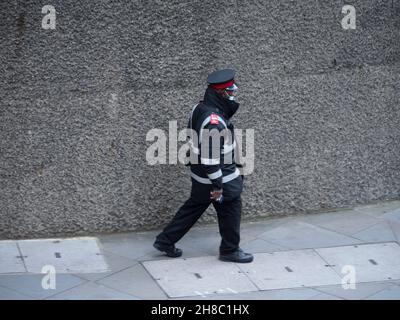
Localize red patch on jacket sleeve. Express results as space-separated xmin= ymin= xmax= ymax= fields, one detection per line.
xmin=210 ymin=113 xmax=219 ymax=125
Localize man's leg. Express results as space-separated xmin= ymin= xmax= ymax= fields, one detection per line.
xmin=212 ymin=196 xmax=242 ymax=254
xmin=213 ymin=196 xmax=253 ymax=263
xmin=155 ymin=197 xmax=210 ymax=246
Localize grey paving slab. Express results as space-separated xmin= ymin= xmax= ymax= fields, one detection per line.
xmin=299 ymin=210 xmax=381 ymax=236
xmin=18 ymin=237 xmax=109 ymax=274
xmin=185 ymin=224 xmax=220 ymax=236
xmin=239 ymin=217 xmax=296 ymax=244
xmin=99 ymin=230 xmax=159 ymax=243
xmin=366 ymin=284 xmax=400 ymax=300
xmin=354 ymin=201 xmax=400 ymax=218
xmin=222 ymin=288 xmax=323 ymax=300
xmin=382 ymin=208 xmax=400 ymax=224
xmin=46 ymin=282 xmax=140 ymax=300
xmin=117 ymin=230 xmax=160 ymax=237
xmin=238 ymin=249 xmax=342 ymax=291
xmin=2 ymin=200 xmax=399 ymax=300
xmin=73 ymin=251 xmax=138 ymax=281
xmin=142 ymin=256 xmax=258 ymax=298
xmin=177 ymin=231 xmax=222 ymax=256
xmin=352 ymin=222 xmax=397 ymax=243
xmin=97 ymin=264 xmax=168 ymax=299
xmin=389 ymin=222 xmax=400 ymax=243
xmin=316 ymin=242 xmax=400 ymax=283
xmin=0 ymin=241 xmax=26 ymax=274
xmin=138 ymin=244 xmax=212 ymax=262
xmin=170 ymin=293 xmax=244 ymax=300
xmin=171 ymin=287 xmax=322 ymax=300
xmin=240 ymin=238 xmax=288 ymax=253
xmin=99 ymin=232 xmax=161 ymax=260
xmin=0 ymin=274 xmax=86 ymax=299
xmin=182 ymin=219 xmax=293 ymax=252
xmin=0 ymin=285 xmax=33 ymax=300
xmin=313 ymin=281 xmax=394 ymax=300
xmin=308 ymin=292 xmax=343 ymax=300
xmin=258 ymin=221 xmax=362 ymax=250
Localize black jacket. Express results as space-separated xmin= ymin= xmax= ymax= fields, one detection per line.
xmin=187 ymin=87 xmax=243 ymax=202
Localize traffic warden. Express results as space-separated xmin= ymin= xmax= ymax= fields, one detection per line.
xmin=153 ymin=69 xmax=254 ymax=263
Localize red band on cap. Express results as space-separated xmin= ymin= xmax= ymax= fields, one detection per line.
xmin=209 ymin=80 xmax=234 ymax=89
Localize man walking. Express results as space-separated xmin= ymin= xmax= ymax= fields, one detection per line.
xmin=153 ymin=69 xmax=253 ymax=263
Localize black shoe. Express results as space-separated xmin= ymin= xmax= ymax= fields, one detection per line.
xmin=153 ymin=242 xmax=183 ymax=258
xmin=219 ymin=248 xmax=253 ymax=263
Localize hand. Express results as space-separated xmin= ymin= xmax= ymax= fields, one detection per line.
xmin=210 ymin=189 xmax=223 ymax=202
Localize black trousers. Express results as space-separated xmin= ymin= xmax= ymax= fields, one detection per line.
xmin=155 ymin=195 xmax=242 ymax=254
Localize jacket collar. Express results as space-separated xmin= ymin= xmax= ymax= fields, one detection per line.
xmin=203 ymin=87 xmax=240 ymax=119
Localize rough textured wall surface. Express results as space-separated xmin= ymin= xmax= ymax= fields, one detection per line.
xmin=0 ymin=0 xmax=399 ymax=239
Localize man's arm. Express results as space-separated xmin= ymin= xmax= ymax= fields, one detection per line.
xmin=199 ymin=121 xmax=225 ymax=199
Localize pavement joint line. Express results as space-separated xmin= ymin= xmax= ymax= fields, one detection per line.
xmin=312 ymin=248 xmax=343 ymax=279
xmin=139 ymin=260 xmax=172 ymax=299
xmin=172 ymin=241 xmax=212 ymax=257
xmin=299 ymin=220 xmax=380 ymax=240
xmin=89 ymin=280 xmax=145 ymax=300
xmin=242 ymin=237 xmax=286 ymax=249
xmin=100 ymin=247 xmax=155 ymax=262
xmin=346 ymin=219 xmax=392 ymax=236
xmin=387 ymin=221 xmax=400 ymax=243
xmin=237 ymin=236 xmax=258 ymax=245
xmin=167 ymin=286 xmax=333 ymax=300
xmin=102 ymin=252 xmax=141 ymax=268
xmin=251 ymin=237 xmax=329 ymax=251
xmin=383 ymin=207 xmax=400 ymax=215
xmin=41 ymin=278 xmax=91 ymax=300
xmin=136 ymin=241 xmax=400 ymax=263
xmin=259 ymin=232 xmax=400 ymax=251
xmin=235 ymin=262 xmax=263 ymax=292
xmin=368 ymin=208 xmax=396 ymax=219
xmin=165 ymin=279 xmax=400 ymax=300
xmin=145 ymin=244 xmax=211 ymax=260
xmin=299 ymin=286 xmax=339 ymax=299
xmin=361 ymin=281 xmax=399 ymax=300
xmin=90 ymin=263 xmax=140 ymax=283
xmin=256 ymin=238 xmax=292 ymax=251
xmin=0 ymin=283 xmax=34 ymax=300
xmin=253 ymin=237 xmax=293 ymax=250
xmin=345 ymin=222 xmax=398 ymax=243
xmin=15 ymin=242 xmax=28 ymax=273
xmin=2 ymin=274 xmax=91 ymax=301
xmin=241 ymin=223 xmax=293 ymax=237
xmin=352 ymin=221 xmax=400 ymax=244
xmin=343 ymin=235 xmax=369 ymax=243
xmin=306 ymin=286 xmax=345 ymax=300
xmin=257 ymin=219 xmax=361 ymax=242
xmin=72 ymin=262 xmax=139 ymax=283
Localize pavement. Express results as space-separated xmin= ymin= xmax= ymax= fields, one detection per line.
xmin=1 ymin=199 xmax=400 ymax=300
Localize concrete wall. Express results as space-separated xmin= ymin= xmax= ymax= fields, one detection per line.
xmin=1 ymin=0 xmax=399 ymax=239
